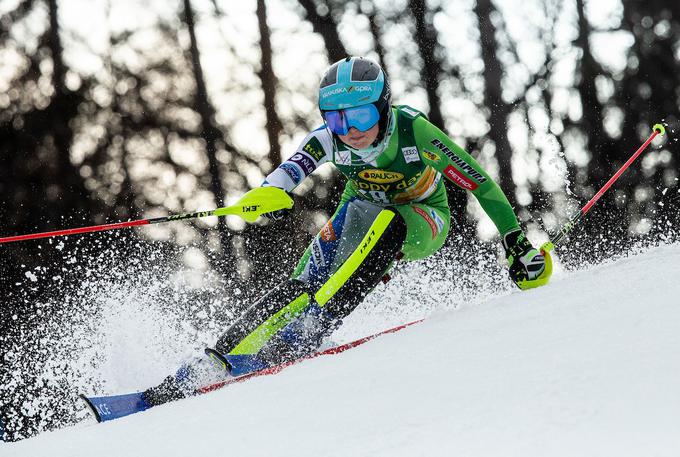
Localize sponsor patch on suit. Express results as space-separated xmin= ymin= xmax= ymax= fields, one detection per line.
xmin=402 ymin=146 xmax=420 ymax=163
xmin=290 ymin=153 xmax=315 ymax=175
xmin=335 ymin=149 xmax=351 ymax=165
xmin=413 ymin=206 xmax=438 ymax=239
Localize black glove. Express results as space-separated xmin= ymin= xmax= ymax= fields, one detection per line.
xmin=502 ymin=229 xmax=546 ymax=286
xmin=261 ymin=189 xmax=293 ymax=221
xmin=261 ymin=208 xmax=291 ymax=222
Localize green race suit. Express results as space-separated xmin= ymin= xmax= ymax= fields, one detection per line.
xmin=145 ymin=106 xmax=529 ymax=396
xmin=264 ymin=105 xmax=520 ymax=261
xmin=214 ymin=105 xmax=521 ymax=370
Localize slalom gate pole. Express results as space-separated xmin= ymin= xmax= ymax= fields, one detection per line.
xmin=0 ymin=187 xmax=293 ymax=245
xmin=544 ymin=123 xmax=666 ymax=251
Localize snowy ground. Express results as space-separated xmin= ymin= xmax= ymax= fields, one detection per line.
xmin=4 ymin=243 xmax=680 ymax=456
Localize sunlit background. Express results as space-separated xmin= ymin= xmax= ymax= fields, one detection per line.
xmin=0 ymin=0 xmax=678 ymax=441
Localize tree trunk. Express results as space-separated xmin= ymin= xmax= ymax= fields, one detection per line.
xmin=574 ymin=0 xmax=610 ymax=185
xmin=407 ymin=0 xmax=445 ymax=131
xmin=47 ymin=0 xmax=65 ymax=93
xmin=296 ymin=0 xmax=348 ymax=62
xmin=45 ymin=0 xmax=92 ymax=223
xmin=474 ymin=0 xmax=518 ymax=210
xmin=572 ymin=0 xmax=627 ymax=247
xmin=618 ymin=0 xmax=680 ymax=234
xmin=407 ymin=0 xmax=473 ymax=236
xmin=295 ymin=0 xmax=347 ymax=205
xmin=183 ymin=0 xmax=232 ymax=259
xmin=256 ymin=0 xmax=283 ymax=169
xmin=360 ymin=2 xmax=387 ymax=71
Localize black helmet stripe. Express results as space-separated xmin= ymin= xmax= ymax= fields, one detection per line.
xmin=319 ymin=62 xmax=339 ymax=89
xmin=350 ymin=58 xmax=380 ymax=82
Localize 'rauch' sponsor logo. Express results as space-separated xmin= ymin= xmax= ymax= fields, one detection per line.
xmin=430 ymin=139 xmax=487 ymax=184
xmin=358 ymin=169 xmax=405 ymax=184
xmin=352 ymin=170 xmax=425 ymax=192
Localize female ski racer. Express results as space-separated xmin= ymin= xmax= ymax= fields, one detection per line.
xmin=143 ymin=56 xmax=549 ymax=405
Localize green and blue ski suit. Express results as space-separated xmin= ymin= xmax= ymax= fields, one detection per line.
xmin=214 ymin=105 xmax=521 ymax=374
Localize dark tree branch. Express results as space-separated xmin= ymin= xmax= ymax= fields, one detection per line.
xmin=297 ymin=0 xmax=348 ymax=62
xmin=474 ymin=0 xmax=519 ymax=209
xmin=183 ymin=0 xmax=232 ymax=259
xmin=256 ymin=0 xmax=284 ymax=169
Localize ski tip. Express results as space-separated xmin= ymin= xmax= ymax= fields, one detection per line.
xmin=79 ymin=394 xmax=103 ymax=423
xmin=653 ymin=123 xmax=666 ymax=136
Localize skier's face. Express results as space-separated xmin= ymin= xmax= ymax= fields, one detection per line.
xmin=338 ymin=123 xmax=379 ymax=150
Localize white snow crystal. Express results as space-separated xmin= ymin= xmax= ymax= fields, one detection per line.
xmin=25 ymin=271 xmax=38 ymax=282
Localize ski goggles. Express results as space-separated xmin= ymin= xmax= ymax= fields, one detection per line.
xmin=323 ymin=104 xmax=380 ymax=136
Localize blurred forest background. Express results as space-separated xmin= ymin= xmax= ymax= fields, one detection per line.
xmin=1 ymin=0 xmax=679 ymax=441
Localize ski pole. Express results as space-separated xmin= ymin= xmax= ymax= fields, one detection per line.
xmin=518 ymin=123 xmax=665 ymax=290
xmin=0 ymin=186 xmax=293 ymax=245
xmin=544 ymin=123 xmax=666 ymax=251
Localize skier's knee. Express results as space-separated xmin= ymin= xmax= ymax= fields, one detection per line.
xmin=215 ymin=279 xmax=311 ymax=355
xmin=319 ymin=208 xmax=406 ymax=319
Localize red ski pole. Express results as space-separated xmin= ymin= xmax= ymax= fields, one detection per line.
xmin=546 ymin=123 xmax=666 ymax=250
xmin=0 ymin=187 xmax=293 ymax=245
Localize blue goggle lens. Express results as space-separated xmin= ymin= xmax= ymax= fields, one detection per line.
xmin=323 ymin=104 xmax=380 ymax=136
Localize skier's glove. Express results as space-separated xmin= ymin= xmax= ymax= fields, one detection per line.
xmin=502 ymin=229 xmax=546 ymax=287
xmin=261 ymin=208 xmax=291 ymax=222
xmin=260 ymin=189 xmax=292 ymax=222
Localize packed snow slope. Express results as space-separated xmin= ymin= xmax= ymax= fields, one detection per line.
xmin=5 ymin=243 xmax=680 ymax=457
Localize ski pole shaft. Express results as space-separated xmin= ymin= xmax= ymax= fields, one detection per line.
xmin=0 ymin=187 xmax=294 ymax=245
xmin=0 ymin=210 xmax=218 ymax=244
xmin=548 ymin=123 xmax=666 ymax=248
